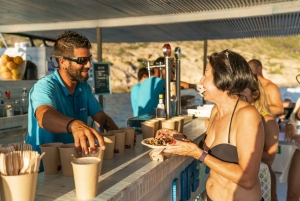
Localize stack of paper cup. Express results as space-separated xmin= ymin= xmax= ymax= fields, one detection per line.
xmin=39 ymin=142 xmax=63 ymax=175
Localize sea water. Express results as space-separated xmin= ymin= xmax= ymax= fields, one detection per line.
xmin=280 ymin=86 xmax=300 ymax=102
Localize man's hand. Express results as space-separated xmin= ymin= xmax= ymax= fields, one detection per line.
xmin=69 ymin=119 xmax=105 ymax=155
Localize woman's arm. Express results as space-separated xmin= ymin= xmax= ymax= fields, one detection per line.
xmin=261 ymin=114 xmax=279 ymax=165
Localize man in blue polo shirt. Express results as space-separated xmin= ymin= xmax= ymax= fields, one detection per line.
xmin=131 ymin=67 xmax=149 ymax=116
xmin=136 ymin=58 xmax=166 ymax=116
xmin=26 ymin=31 xmax=118 ymax=157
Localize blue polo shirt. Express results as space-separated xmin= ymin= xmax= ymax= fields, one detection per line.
xmin=26 ymin=70 xmax=102 ymax=152
xmin=136 ymin=76 xmax=165 ymax=115
xmin=131 ymin=83 xmax=140 ymax=117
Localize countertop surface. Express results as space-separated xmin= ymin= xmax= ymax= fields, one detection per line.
xmin=34 ymin=117 xmax=206 ymax=201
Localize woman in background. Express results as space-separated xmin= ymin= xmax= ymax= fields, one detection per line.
xmin=239 ymin=77 xmax=279 ymax=201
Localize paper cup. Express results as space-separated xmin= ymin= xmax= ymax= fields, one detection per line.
xmin=101 ymin=133 xmax=115 ymax=160
xmin=119 ymin=127 xmax=135 ymax=150
xmin=72 ymin=157 xmax=100 ymax=200
xmin=154 ymin=118 xmax=166 ymax=129
xmin=171 ymin=116 xmax=185 ymax=133
xmin=147 ymin=119 xmax=160 ymax=136
xmin=40 ymin=142 xmax=63 ymax=175
xmin=1 ymin=172 xmax=38 ymax=201
xmin=82 ymin=147 xmax=104 ymax=175
xmin=141 ymin=121 xmax=156 ymax=139
xmin=108 ymin=130 xmax=125 ymax=155
xmin=58 ymin=143 xmax=81 ymax=177
xmin=161 ymin=120 xmax=178 ymax=130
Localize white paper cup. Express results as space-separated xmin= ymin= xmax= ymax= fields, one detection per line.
xmin=1 ymin=172 xmax=38 ymax=201
xmin=40 ymin=142 xmax=63 ymax=175
xmin=108 ymin=130 xmax=125 ymax=155
xmin=59 ymin=143 xmax=81 ymax=177
xmin=72 ymin=157 xmax=100 ymax=200
xmin=119 ymin=127 xmax=135 ymax=150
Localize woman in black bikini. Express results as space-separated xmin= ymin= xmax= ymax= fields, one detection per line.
xmin=158 ymin=50 xmax=265 ymax=201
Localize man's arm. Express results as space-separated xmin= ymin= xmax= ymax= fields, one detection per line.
xmin=36 ymin=105 xmax=105 ymax=155
xmin=265 ymin=83 xmax=284 ymax=116
xmin=92 ymin=110 xmax=119 ymax=132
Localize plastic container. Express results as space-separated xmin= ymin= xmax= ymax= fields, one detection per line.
xmin=0 ymin=54 xmax=26 ymax=81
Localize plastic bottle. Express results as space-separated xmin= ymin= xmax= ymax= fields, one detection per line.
xmin=21 ymin=88 xmax=29 ymax=114
xmin=5 ymin=90 xmax=13 ymax=117
xmin=13 ymin=99 xmax=22 ymax=115
xmin=156 ymin=94 xmax=165 ymax=118
xmin=294 ymin=124 xmax=300 ymax=149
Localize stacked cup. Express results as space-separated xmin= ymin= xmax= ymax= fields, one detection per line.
xmin=119 ymin=127 xmax=135 ymax=150
xmin=40 ymin=142 xmax=63 ymax=175
xmin=108 ymin=130 xmax=126 ymax=155
xmin=102 ymin=133 xmax=116 ymax=160
xmin=58 ymin=143 xmax=81 ymax=177
xmin=171 ymin=116 xmax=185 ymax=133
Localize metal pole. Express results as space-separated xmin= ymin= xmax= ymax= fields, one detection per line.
xmin=165 ymin=57 xmax=171 ymax=119
xmin=96 ymin=27 xmax=104 ymax=108
xmin=175 ymin=47 xmax=181 ymax=116
xmin=203 ymin=39 xmax=208 ymax=105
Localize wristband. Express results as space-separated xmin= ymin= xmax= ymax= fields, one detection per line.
xmin=198 ymin=150 xmax=208 ymax=162
xmin=66 ymin=119 xmax=77 ymax=133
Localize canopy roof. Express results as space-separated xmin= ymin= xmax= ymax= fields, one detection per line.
xmin=0 ymin=0 xmax=300 ymax=43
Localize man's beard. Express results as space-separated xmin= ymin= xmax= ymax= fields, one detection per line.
xmin=67 ymin=62 xmax=89 ymax=82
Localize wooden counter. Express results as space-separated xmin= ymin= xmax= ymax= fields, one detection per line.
xmin=34 ymin=117 xmax=208 ymax=201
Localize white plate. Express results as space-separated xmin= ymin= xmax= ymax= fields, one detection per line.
xmin=141 ymin=138 xmax=178 ymax=149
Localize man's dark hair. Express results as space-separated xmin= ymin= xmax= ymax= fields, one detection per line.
xmin=208 ymin=49 xmax=255 ymax=96
xmin=54 ymin=31 xmax=91 ymax=57
xmin=154 ymin=57 xmax=165 ymax=65
xmin=137 ymin=67 xmax=148 ymax=81
xmin=248 ymin=59 xmax=262 ymax=68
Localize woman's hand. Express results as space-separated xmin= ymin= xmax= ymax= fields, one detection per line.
xmin=285 ymin=124 xmax=296 ymax=142
xmin=163 ymin=139 xmax=200 ymax=159
xmin=155 ymin=128 xmax=187 ymax=140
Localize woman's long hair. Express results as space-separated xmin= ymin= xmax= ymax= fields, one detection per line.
xmin=253 ymin=79 xmax=271 ymax=115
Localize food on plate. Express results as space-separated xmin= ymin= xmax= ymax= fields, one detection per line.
xmin=145 ymin=136 xmax=174 ymax=146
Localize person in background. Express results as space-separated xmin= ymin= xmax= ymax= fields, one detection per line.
xmin=285 ymin=76 xmax=300 ymax=200
xmin=136 ymin=57 xmax=197 ymax=116
xmin=282 ymin=92 xmax=294 ymax=120
xmin=131 ymin=67 xmax=149 ymax=117
xmin=26 ymin=31 xmax=118 ymax=158
xmin=158 ymin=50 xmax=264 ymax=200
xmin=136 ymin=57 xmax=165 ymax=116
xmin=239 ymin=77 xmax=279 ymax=201
xmin=248 ymin=59 xmax=283 ymax=117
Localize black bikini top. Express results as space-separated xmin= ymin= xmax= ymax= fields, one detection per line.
xmin=199 ymin=99 xmax=239 ymax=164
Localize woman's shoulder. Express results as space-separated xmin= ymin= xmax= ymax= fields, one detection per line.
xmin=237 ymin=104 xmax=261 ymax=119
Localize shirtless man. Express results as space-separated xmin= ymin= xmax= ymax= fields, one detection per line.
xmin=248 ymin=59 xmax=284 ymax=117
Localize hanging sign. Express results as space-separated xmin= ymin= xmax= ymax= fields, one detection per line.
xmin=93 ymin=62 xmax=111 ymax=95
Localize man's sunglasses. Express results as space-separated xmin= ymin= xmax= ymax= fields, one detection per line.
xmin=52 ymin=55 xmax=92 ymax=65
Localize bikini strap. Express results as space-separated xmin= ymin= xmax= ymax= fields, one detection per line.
xmin=228 ymin=99 xmax=239 ymax=143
